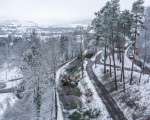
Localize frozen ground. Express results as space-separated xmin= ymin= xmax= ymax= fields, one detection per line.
xmin=78 ymin=60 xmax=112 ymax=120
xmin=0 ymin=63 xmax=22 ymax=119
xmin=0 ymin=93 xmax=17 ymax=119
xmin=93 ymin=50 xmax=150 ymax=120
xmin=105 ymin=46 xmax=141 ymax=70
xmin=0 ymin=65 xmax=22 ymax=82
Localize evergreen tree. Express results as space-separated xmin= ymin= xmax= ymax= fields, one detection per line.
xmin=119 ymin=10 xmax=132 ymax=92
xmin=110 ymin=0 xmax=120 ymax=90
xmin=130 ymin=0 xmax=145 ymax=84
xmin=59 ymin=35 xmax=69 ymax=60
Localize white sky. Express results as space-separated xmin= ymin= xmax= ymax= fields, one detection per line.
xmin=0 ymin=0 xmax=150 ymax=25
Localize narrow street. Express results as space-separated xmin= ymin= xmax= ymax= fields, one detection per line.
xmin=86 ymin=59 xmax=127 ymax=120
xmin=95 ymin=52 xmax=150 ymax=74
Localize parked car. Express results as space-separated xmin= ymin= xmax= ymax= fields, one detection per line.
xmin=129 ymin=54 xmax=134 ymax=59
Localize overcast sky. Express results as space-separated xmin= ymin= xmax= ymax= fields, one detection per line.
xmin=0 ymin=0 xmax=150 ymax=25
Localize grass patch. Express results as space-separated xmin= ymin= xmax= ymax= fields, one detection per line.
xmin=83 ymin=109 xmax=100 ymax=119
xmin=68 ymin=111 xmax=81 ymax=120
xmin=66 ymin=66 xmax=77 ymax=74
xmin=63 ymin=86 xmax=82 ymax=97
xmin=69 ymin=109 xmax=100 ymax=120
xmin=84 ymin=53 xmax=94 ymax=58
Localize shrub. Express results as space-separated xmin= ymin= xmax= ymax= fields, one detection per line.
xmin=68 ymin=111 xmax=81 ymax=120
xmin=84 ymin=53 xmax=94 ymax=59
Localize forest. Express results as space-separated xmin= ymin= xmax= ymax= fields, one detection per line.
xmin=0 ymin=0 xmax=150 ymax=120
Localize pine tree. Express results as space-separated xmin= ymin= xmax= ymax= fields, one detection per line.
xmin=110 ymin=0 xmax=120 ymax=90
xmin=119 ymin=10 xmax=132 ymax=92
xmin=59 ymin=35 xmax=69 ymax=61
xmin=92 ymin=1 xmax=112 ymax=74
xmin=130 ymin=0 xmax=145 ymax=84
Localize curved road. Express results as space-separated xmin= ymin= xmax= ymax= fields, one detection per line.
xmin=95 ymin=52 xmax=141 ymax=73
xmin=127 ymin=45 xmax=150 ymax=74
xmin=86 ymin=59 xmax=127 ymax=120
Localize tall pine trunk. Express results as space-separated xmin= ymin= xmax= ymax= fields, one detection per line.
xmin=104 ymin=45 xmax=107 ymax=74
xmin=95 ymin=45 xmax=97 ymax=68
xmin=122 ymin=24 xmax=125 ymax=92
xmin=130 ymin=18 xmax=137 ymax=85
xmin=111 ymin=26 xmax=117 ymax=90
xmin=119 ymin=46 xmax=122 ymax=63
xmin=109 ymin=48 xmax=112 ymax=77
xmin=139 ymin=29 xmax=147 ymax=83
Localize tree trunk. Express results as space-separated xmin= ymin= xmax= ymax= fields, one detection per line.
xmin=122 ymin=24 xmax=125 ymax=92
xmin=139 ymin=29 xmax=147 ymax=83
xmin=119 ymin=46 xmax=122 ymax=63
xmin=111 ymin=26 xmax=117 ymax=91
xmin=121 ymin=68 xmax=123 ymax=82
xmin=130 ymin=16 xmax=138 ymax=85
xmin=104 ymin=45 xmax=107 ymax=74
xmin=109 ymin=48 xmax=112 ymax=77
xmin=72 ymin=49 xmax=74 ymax=58
xmin=130 ymin=29 xmax=137 ymax=85
xmin=95 ymin=45 xmax=97 ymax=68
xmin=117 ymin=49 xmax=119 ymax=60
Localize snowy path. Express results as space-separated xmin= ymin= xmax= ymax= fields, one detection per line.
xmin=86 ymin=59 xmax=127 ymax=120
xmin=96 ymin=52 xmax=142 ymax=73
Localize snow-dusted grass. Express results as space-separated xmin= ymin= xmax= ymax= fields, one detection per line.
xmin=91 ymin=50 xmax=102 ymax=61
xmin=5 ymin=80 xmax=21 ymax=89
xmin=78 ymin=60 xmax=112 ymax=120
xmin=0 ymin=93 xmax=17 ymax=119
xmin=0 ymin=66 xmax=22 ymax=82
xmin=0 ymin=64 xmax=22 ymax=119
xmin=93 ymin=50 xmax=150 ymax=120
xmin=105 ymin=46 xmax=140 ymax=70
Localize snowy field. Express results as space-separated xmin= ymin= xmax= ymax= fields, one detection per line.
xmin=0 ymin=93 xmax=17 ymax=119
xmin=0 ymin=64 xmax=22 ymax=119
xmin=0 ymin=66 xmax=22 ymax=82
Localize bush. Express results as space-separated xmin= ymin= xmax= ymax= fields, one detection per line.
xmin=68 ymin=109 xmax=100 ymax=120
xmin=83 ymin=109 xmax=100 ymax=119
xmin=84 ymin=53 xmax=94 ymax=58
xmin=68 ymin=111 xmax=81 ymax=120
xmin=66 ymin=66 xmax=77 ymax=74
xmin=0 ymin=83 xmax=6 ymax=89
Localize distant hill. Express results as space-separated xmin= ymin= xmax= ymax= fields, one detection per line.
xmin=0 ymin=20 xmax=38 ymax=27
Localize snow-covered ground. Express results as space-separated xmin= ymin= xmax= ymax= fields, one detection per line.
xmin=0 ymin=93 xmax=17 ymax=119
xmin=78 ymin=60 xmax=112 ymax=120
xmin=5 ymin=80 xmax=21 ymax=89
xmin=93 ymin=49 xmax=150 ymax=120
xmin=0 ymin=64 xmax=22 ymax=119
xmin=0 ymin=66 xmax=22 ymax=82
xmin=91 ymin=50 xmax=102 ymax=61
xmin=105 ymin=46 xmax=141 ymax=70
xmin=0 ymin=65 xmax=22 ymax=90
